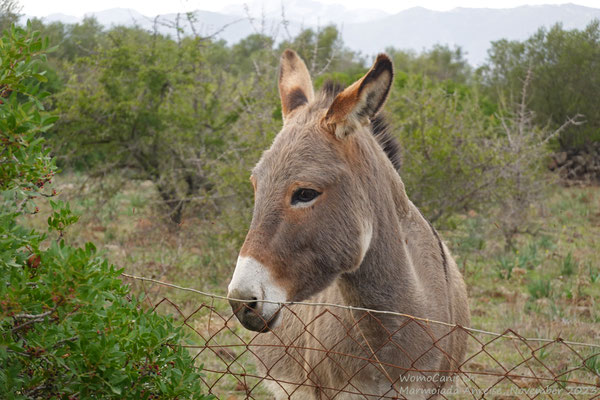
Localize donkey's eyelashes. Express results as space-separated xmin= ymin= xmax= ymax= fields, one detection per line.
xmin=291 ymin=188 xmax=321 ymax=206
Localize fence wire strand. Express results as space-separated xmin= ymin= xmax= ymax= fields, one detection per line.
xmin=122 ymin=272 xmax=600 ymax=399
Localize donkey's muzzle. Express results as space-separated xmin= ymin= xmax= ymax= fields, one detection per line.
xmin=227 ymin=256 xmax=285 ymax=332
xmin=228 ymin=294 xmax=280 ymax=332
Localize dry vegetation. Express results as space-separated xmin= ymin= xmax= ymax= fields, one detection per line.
xmin=20 ymin=171 xmax=600 ymax=399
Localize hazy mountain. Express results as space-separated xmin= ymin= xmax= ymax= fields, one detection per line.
xmin=43 ymin=13 xmax=79 ymax=24
xmin=29 ymin=3 xmax=600 ymax=65
xmin=344 ymin=4 xmax=600 ymax=64
xmin=220 ymin=0 xmax=389 ymax=24
xmin=87 ymin=8 xmax=147 ymax=27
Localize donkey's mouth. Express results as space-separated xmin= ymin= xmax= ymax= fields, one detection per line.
xmin=230 ymin=301 xmax=282 ymax=333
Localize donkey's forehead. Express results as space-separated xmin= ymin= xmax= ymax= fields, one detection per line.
xmin=252 ymin=115 xmax=344 ymax=182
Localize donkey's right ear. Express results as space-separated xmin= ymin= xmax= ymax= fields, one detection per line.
xmin=279 ymin=49 xmax=314 ymax=122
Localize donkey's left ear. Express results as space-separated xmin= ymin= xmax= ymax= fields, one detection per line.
xmin=323 ymin=54 xmax=393 ymax=139
xmin=279 ymin=49 xmax=315 ymax=122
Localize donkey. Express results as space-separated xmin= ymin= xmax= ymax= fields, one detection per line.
xmin=227 ymin=50 xmax=470 ymax=399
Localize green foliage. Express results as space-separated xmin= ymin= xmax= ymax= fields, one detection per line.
xmin=47 ymin=199 xmax=79 ymax=235
xmin=386 ymin=44 xmax=472 ymax=84
xmin=279 ymin=25 xmax=339 ymax=74
xmin=481 ymin=20 xmax=600 ymax=150
xmin=0 ymin=23 xmax=57 ymax=194
xmin=519 ymin=241 xmax=544 ymax=269
xmin=54 ymin=27 xmax=242 ymax=222
xmin=230 ymin=34 xmax=275 ymax=74
xmin=386 ymin=74 xmax=499 ymax=223
xmin=46 ymin=17 xmax=104 ymax=63
xmin=0 ymin=223 xmax=210 ymax=398
xmin=495 ymin=256 xmax=515 ymax=280
xmin=25 ymin=17 xmax=106 ymax=95
xmin=494 ymin=241 xmax=544 ymax=280
xmin=0 ymin=23 xmax=211 ymax=399
xmin=455 ymin=216 xmax=487 ymax=253
xmin=278 ymin=25 xmax=365 ymax=79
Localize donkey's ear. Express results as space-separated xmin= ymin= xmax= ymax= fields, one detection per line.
xmin=323 ymin=54 xmax=393 ymax=139
xmin=279 ymin=49 xmax=314 ymax=122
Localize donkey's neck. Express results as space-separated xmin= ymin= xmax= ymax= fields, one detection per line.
xmin=337 ymin=156 xmax=431 ymax=317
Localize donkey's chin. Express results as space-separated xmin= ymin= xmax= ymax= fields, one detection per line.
xmin=236 ymin=308 xmax=282 ymax=333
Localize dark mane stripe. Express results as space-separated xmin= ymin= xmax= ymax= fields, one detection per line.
xmin=371 ymin=114 xmax=402 ymax=172
xmin=319 ymin=81 xmax=402 ymax=172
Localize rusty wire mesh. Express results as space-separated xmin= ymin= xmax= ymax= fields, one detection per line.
xmin=123 ymin=273 xmax=600 ymax=399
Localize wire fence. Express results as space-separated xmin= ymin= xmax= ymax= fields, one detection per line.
xmin=123 ymin=273 xmax=600 ymax=399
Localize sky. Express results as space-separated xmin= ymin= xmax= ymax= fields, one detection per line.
xmin=21 ymin=0 xmax=600 ymax=17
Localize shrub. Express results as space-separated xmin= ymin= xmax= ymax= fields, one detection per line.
xmin=482 ymin=21 xmax=600 ymax=151
xmin=0 ymin=23 xmax=57 ymax=193
xmin=0 ymin=23 xmax=211 ymax=399
xmin=388 ymin=71 xmax=578 ymax=249
xmin=387 ymin=74 xmax=500 ymax=224
xmin=53 ymin=27 xmax=241 ymax=223
xmin=0 ymin=218 xmax=210 ymax=399
xmin=488 ymin=70 xmax=581 ymax=248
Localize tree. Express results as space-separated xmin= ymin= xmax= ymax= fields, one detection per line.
xmin=386 ymin=74 xmax=498 ymax=224
xmin=491 ymin=69 xmax=582 ymax=247
xmin=480 ymin=21 xmax=600 ymax=151
xmin=0 ymin=0 xmax=21 ymax=33
xmin=230 ymin=33 xmax=275 ymax=75
xmin=386 ymin=44 xmax=472 ymax=84
xmin=54 ymin=27 xmax=240 ymax=223
xmin=278 ymin=25 xmax=357 ymax=77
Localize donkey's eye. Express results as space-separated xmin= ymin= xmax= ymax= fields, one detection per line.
xmin=291 ymin=188 xmax=321 ymax=205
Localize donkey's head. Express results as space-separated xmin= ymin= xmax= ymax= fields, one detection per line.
xmin=228 ymin=50 xmax=394 ymax=332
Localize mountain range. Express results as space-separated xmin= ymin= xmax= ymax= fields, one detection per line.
xmin=27 ymin=3 xmax=600 ymax=65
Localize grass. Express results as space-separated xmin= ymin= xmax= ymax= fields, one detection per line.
xmin=527 ymin=276 xmax=552 ymax=300
xmin=440 ymin=183 xmax=600 ymax=399
xmin=561 ymin=252 xmax=577 ymax=277
xmin=22 ymin=173 xmax=600 ymax=399
xmin=444 ymin=184 xmax=600 ymax=335
xmin=589 ymin=263 xmax=600 ymax=284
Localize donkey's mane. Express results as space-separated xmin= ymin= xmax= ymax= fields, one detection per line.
xmin=317 ymin=81 xmax=402 ymax=172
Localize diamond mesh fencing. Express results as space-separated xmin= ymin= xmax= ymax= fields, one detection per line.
xmin=123 ymin=273 xmax=600 ymax=399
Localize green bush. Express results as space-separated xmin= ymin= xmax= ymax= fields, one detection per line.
xmin=53 ymin=26 xmax=242 ymax=223
xmin=0 ymin=218 xmax=210 ymax=399
xmin=387 ymin=74 xmax=499 ymax=224
xmin=0 ymin=23 xmax=211 ymax=399
xmin=481 ymin=21 xmax=600 ymax=150
xmin=0 ymin=23 xmax=57 ymax=193
xmin=388 ymin=71 xmax=559 ymax=247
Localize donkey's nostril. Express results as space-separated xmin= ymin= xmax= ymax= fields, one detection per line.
xmin=228 ymin=291 xmax=277 ymax=332
xmin=229 ymin=292 xmax=280 ymax=332
xmin=245 ymin=297 xmax=258 ymax=314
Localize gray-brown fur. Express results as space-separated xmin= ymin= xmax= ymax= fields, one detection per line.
xmin=229 ymin=50 xmax=470 ymax=399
